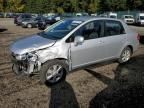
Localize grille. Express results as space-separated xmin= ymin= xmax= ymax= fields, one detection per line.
xmin=127 ymin=20 xmax=133 ymax=22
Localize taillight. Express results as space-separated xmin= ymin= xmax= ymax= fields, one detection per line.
xmin=137 ymin=34 xmax=140 ymax=41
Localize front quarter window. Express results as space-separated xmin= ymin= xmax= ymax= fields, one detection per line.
xmin=38 ymin=19 xmax=83 ymax=40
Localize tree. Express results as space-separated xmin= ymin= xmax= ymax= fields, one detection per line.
xmin=97 ymin=0 xmax=110 ymax=13
xmin=24 ymin=0 xmax=37 ymax=13
xmin=0 ymin=0 xmax=8 ymax=12
xmin=0 ymin=0 xmax=25 ymax=12
xmin=0 ymin=0 xmax=3 ymax=11
xmin=56 ymin=7 xmax=64 ymax=14
xmin=8 ymin=0 xmax=25 ymax=12
xmin=109 ymin=0 xmax=126 ymax=11
xmin=126 ymin=0 xmax=142 ymax=10
xmin=70 ymin=0 xmax=78 ymax=12
xmin=88 ymin=0 xmax=98 ymax=13
xmin=1 ymin=0 xmax=144 ymax=13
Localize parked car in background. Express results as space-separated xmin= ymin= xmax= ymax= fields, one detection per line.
xmin=76 ymin=13 xmax=82 ymax=17
xmin=136 ymin=13 xmax=144 ymax=26
xmin=0 ymin=13 xmax=4 ymax=18
xmin=6 ymin=13 xmax=14 ymax=18
xmin=10 ymin=17 xmax=139 ymax=85
xmin=109 ymin=12 xmax=117 ymax=18
xmin=98 ymin=14 xmax=108 ymax=18
xmin=91 ymin=13 xmax=97 ymax=16
xmin=76 ymin=13 xmax=89 ymax=17
xmin=21 ymin=16 xmax=45 ymax=28
xmin=37 ymin=16 xmax=58 ymax=30
xmin=21 ymin=18 xmax=38 ymax=28
xmin=13 ymin=13 xmax=22 ymax=18
xmin=14 ymin=13 xmax=32 ymax=25
xmin=122 ymin=15 xmax=135 ymax=25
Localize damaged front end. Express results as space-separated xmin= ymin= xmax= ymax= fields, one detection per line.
xmin=11 ymin=52 xmax=41 ymax=75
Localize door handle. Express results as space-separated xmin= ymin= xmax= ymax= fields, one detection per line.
xmin=98 ymin=41 xmax=104 ymax=44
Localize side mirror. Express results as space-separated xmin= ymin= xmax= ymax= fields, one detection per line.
xmin=74 ymin=36 xmax=84 ymax=46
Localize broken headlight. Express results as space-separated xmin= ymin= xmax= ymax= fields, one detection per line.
xmin=27 ymin=53 xmax=38 ymax=62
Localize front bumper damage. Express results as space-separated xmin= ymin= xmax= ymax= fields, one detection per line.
xmin=11 ymin=53 xmax=41 ymax=75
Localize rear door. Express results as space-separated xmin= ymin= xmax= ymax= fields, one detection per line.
xmin=101 ymin=20 xmax=127 ymax=59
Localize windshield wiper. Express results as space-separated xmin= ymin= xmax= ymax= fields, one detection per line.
xmin=38 ymin=31 xmax=47 ymax=36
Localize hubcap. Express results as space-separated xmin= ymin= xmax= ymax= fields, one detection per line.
xmin=28 ymin=24 xmax=32 ymax=28
xmin=121 ymin=49 xmax=131 ymax=62
xmin=46 ymin=65 xmax=63 ymax=83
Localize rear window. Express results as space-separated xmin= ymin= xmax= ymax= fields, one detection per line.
xmin=104 ymin=20 xmax=125 ymax=36
xmin=20 ymin=14 xmax=31 ymax=18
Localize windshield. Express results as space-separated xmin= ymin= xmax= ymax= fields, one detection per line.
xmin=38 ymin=19 xmax=83 ymax=40
xmin=125 ymin=16 xmax=133 ymax=18
xmin=140 ymin=16 xmax=144 ymax=20
xmin=110 ymin=15 xmax=116 ymax=18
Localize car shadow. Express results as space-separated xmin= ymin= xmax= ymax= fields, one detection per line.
xmin=48 ymin=81 xmax=80 ymax=108
xmin=0 ymin=28 xmax=7 ymax=32
xmin=85 ymin=54 xmax=144 ymax=108
xmin=140 ymin=35 xmax=144 ymax=44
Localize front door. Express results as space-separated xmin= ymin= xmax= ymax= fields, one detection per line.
xmin=70 ymin=20 xmax=105 ymax=69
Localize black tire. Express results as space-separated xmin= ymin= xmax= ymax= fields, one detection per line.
xmin=118 ymin=47 xmax=132 ymax=64
xmin=40 ymin=60 xmax=68 ymax=85
xmin=12 ymin=64 xmax=22 ymax=75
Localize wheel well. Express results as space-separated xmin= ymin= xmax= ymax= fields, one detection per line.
xmin=127 ymin=45 xmax=133 ymax=53
xmin=56 ymin=58 xmax=67 ymax=61
xmin=56 ymin=58 xmax=69 ymax=73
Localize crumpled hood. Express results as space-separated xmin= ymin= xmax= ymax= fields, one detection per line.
xmin=10 ymin=34 xmax=56 ymax=55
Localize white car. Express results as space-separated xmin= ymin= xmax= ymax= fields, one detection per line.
xmin=122 ymin=15 xmax=135 ymax=24
xmin=136 ymin=13 xmax=144 ymax=25
xmin=109 ymin=12 xmax=117 ymax=19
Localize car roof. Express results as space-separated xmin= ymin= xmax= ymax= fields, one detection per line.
xmin=66 ymin=16 xmax=122 ymax=22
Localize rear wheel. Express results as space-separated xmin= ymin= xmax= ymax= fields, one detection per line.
xmin=40 ymin=60 xmax=68 ymax=85
xmin=118 ymin=47 xmax=132 ymax=64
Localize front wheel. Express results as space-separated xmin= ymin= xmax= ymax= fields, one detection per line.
xmin=118 ymin=47 xmax=132 ymax=64
xmin=12 ymin=64 xmax=22 ymax=75
xmin=27 ymin=23 xmax=32 ymax=28
xmin=40 ymin=60 xmax=68 ymax=85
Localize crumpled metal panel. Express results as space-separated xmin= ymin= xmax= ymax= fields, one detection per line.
xmin=10 ymin=34 xmax=56 ymax=55
xmin=36 ymin=42 xmax=70 ymax=64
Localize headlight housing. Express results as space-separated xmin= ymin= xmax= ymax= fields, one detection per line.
xmin=22 ymin=22 xmax=27 ymax=25
xmin=27 ymin=53 xmax=38 ymax=62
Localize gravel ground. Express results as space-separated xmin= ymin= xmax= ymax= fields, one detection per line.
xmin=0 ymin=18 xmax=144 ymax=108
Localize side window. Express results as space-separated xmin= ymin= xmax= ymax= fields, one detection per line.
xmin=21 ymin=15 xmax=24 ymax=18
xmin=75 ymin=20 xmax=103 ymax=40
xmin=66 ymin=20 xmax=104 ymax=43
xmin=25 ymin=15 xmax=31 ymax=18
xmin=104 ymin=20 xmax=125 ymax=37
